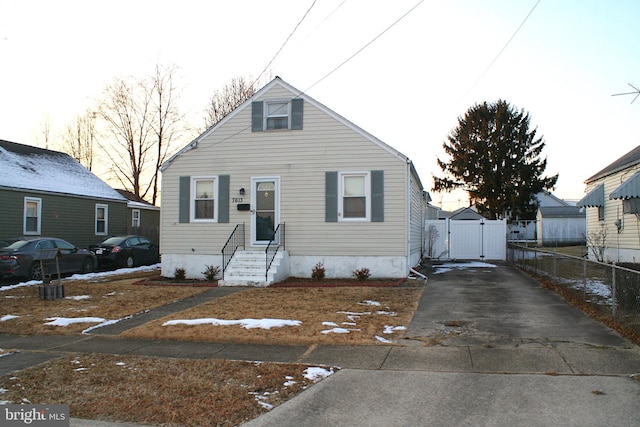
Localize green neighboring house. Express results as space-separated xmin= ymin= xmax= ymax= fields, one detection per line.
xmin=115 ymin=189 xmax=161 ymax=245
xmin=0 ymin=140 xmax=128 ymax=248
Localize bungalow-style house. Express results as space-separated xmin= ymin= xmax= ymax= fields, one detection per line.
xmin=160 ymin=77 xmax=428 ymax=284
xmin=115 ymin=189 xmax=161 ymax=245
xmin=0 ymin=140 xmax=128 ymax=248
xmin=578 ymin=144 xmax=640 ymax=263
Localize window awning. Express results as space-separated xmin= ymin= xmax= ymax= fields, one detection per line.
xmin=576 ymin=183 xmax=604 ymax=207
xmin=610 ymin=171 xmax=640 ymax=200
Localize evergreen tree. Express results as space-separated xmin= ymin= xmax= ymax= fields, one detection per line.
xmin=433 ymin=100 xmax=558 ymax=220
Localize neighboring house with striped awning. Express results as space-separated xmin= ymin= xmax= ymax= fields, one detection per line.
xmin=577 ymin=144 xmax=640 ymax=263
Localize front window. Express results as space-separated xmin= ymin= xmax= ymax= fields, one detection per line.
xmin=265 ymin=101 xmax=289 ymax=130
xmin=23 ymin=197 xmax=42 ymax=235
xmin=193 ymin=177 xmax=216 ymax=221
xmin=96 ymin=204 xmax=108 ymax=235
xmin=339 ymin=172 xmax=370 ymax=221
xmin=132 ymin=209 xmax=141 ymax=227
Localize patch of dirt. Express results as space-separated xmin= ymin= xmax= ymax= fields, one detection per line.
xmin=133 ymin=275 xmax=217 ymax=287
xmin=271 ymin=277 xmax=412 ymax=287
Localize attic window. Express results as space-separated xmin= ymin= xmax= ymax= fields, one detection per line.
xmin=252 ymin=99 xmax=303 ymax=131
xmin=266 ymin=101 xmax=289 ymax=130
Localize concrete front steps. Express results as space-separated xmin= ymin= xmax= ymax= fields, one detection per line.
xmin=218 ymin=249 xmax=289 ymax=287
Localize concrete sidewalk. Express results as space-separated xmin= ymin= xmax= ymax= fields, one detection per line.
xmin=1 ymin=263 xmax=639 ymax=426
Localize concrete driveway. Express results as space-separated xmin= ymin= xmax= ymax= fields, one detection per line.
xmin=244 ymin=262 xmax=640 ymax=427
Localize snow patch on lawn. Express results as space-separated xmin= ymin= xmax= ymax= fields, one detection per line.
xmin=0 ymin=315 xmax=19 ymax=322
xmin=162 ymin=318 xmax=302 ymax=330
xmin=303 ymin=367 xmax=335 ymax=381
xmin=0 ymin=264 xmax=161 ymax=292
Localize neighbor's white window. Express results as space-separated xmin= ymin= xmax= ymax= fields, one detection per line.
xmin=95 ymin=204 xmax=108 ymax=235
xmin=132 ymin=209 xmax=141 ymax=227
xmin=23 ymin=197 xmax=42 ymax=235
xmin=192 ymin=177 xmax=217 ymax=221
xmin=339 ymin=172 xmax=370 ymax=221
xmin=265 ymin=101 xmax=289 ymax=130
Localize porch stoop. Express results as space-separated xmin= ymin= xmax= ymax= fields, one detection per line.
xmin=219 ymin=250 xmax=288 ymax=287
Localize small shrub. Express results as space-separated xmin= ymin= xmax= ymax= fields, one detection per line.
xmin=202 ymin=265 xmax=221 ymax=282
xmin=174 ymin=267 xmax=186 ymax=281
xmin=353 ymin=267 xmax=370 ymax=281
xmin=311 ymin=262 xmax=325 ymax=280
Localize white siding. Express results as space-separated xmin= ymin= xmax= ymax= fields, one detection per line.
xmin=161 ymin=80 xmax=417 ymax=277
xmin=408 ymin=168 xmax=424 ymax=267
xmin=584 ymin=164 xmax=640 ymax=263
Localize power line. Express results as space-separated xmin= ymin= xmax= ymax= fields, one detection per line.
xmin=252 ymin=0 xmax=318 ymax=87
xmin=461 ymin=0 xmax=542 ymax=100
xmin=192 ymin=1 xmax=424 ymax=157
xmin=306 ymin=0 xmax=425 ymax=92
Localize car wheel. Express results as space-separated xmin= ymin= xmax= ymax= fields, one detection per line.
xmin=30 ymin=263 xmax=43 ymax=281
xmin=81 ymin=257 xmax=94 ymax=274
xmin=125 ymin=255 xmax=135 ymax=268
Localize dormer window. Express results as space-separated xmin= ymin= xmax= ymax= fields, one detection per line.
xmin=266 ymin=101 xmax=289 ymax=130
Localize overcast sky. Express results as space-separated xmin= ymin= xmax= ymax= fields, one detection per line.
xmin=1 ymin=0 xmax=639 ymax=210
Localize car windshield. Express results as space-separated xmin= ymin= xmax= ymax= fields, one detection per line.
xmin=100 ymin=237 xmax=126 ymax=245
xmin=6 ymin=240 xmax=33 ymax=250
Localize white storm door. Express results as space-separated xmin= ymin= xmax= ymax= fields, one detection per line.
xmin=251 ymin=177 xmax=280 ymax=245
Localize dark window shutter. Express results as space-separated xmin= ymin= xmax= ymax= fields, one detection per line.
xmin=325 ymin=171 xmax=338 ymax=222
xmin=252 ymin=101 xmax=263 ymax=132
xmin=371 ymin=170 xmax=384 ymax=222
xmin=218 ymin=175 xmax=230 ymax=223
xmin=291 ymin=98 xmax=304 ymax=130
xmin=179 ymin=176 xmax=190 ymax=223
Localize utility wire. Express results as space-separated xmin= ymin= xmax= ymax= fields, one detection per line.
xmin=252 ymin=0 xmax=318 ymax=88
xmin=305 ymin=0 xmax=348 ymax=38
xmin=306 ymin=0 xmax=424 ymax=92
xmin=192 ymin=0 xmax=423 ymax=157
xmin=461 ymin=0 xmax=541 ymax=100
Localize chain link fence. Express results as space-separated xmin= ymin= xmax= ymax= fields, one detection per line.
xmin=508 ymin=243 xmax=640 ymax=337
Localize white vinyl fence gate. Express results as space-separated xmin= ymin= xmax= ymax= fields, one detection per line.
xmin=425 ymin=219 xmax=507 ymax=261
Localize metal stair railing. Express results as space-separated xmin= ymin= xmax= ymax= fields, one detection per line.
xmin=221 ymin=223 xmax=245 ymax=280
xmin=265 ymin=223 xmax=285 ymax=280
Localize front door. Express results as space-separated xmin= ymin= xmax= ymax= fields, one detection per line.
xmin=252 ymin=177 xmax=280 ymax=245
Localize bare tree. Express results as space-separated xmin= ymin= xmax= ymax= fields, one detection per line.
xmin=145 ymin=63 xmax=184 ymax=205
xmin=97 ymin=64 xmax=185 ymax=204
xmin=585 ymin=225 xmax=607 ymax=263
xmin=34 ymin=114 xmax=53 ymax=149
xmin=61 ymin=110 xmax=97 ymax=171
xmin=98 ymin=76 xmax=154 ymax=200
xmin=203 ymin=76 xmax=256 ymax=129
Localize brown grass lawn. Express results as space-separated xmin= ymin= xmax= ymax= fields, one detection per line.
xmin=0 ymin=274 xmax=423 ymax=426
xmin=122 ymin=286 xmax=423 ymax=346
xmin=0 ymin=353 xmax=334 ymax=427
xmin=0 ymin=271 xmax=209 ymax=335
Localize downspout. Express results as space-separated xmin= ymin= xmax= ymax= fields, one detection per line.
xmin=406 ymin=160 xmax=412 ymax=274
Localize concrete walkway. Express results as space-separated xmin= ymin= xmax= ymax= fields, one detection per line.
xmin=1 ymin=263 xmax=639 ymax=426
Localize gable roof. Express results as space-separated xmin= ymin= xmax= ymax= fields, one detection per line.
xmin=161 ymin=77 xmax=411 ymax=172
xmin=535 ymin=191 xmax=570 ymax=207
xmin=115 ymin=189 xmax=160 ymax=210
xmin=585 ymin=144 xmax=640 ymax=183
xmin=538 ymin=206 xmax=585 ymax=218
xmin=0 ymin=140 xmax=126 ymax=201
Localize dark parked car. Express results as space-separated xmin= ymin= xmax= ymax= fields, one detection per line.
xmin=0 ymin=238 xmax=96 ymax=280
xmin=89 ymin=235 xmax=159 ymax=268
